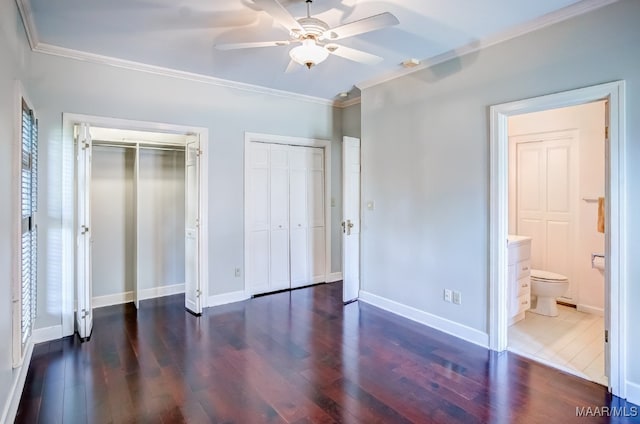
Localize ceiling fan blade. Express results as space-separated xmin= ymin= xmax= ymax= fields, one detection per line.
xmin=285 ymin=59 xmax=301 ymax=73
xmin=253 ymin=0 xmax=305 ymax=33
xmin=322 ymin=12 xmax=399 ymax=41
xmin=215 ymin=40 xmax=290 ymax=50
xmin=325 ymin=44 xmax=383 ymax=65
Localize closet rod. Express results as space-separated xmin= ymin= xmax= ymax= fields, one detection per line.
xmin=92 ymin=142 xmax=185 ymax=152
xmin=92 ymin=142 xmax=137 ymax=149
xmin=139 ymin=145 xmax=186 ymax=152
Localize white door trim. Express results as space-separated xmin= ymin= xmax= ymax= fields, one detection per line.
xmin=244 ymin=132 xmax=332 ymax=296
xmin=489 ymin=81 xmax=626 ymax=398
xmin=61 ymin=113 xmax=210 ymax=336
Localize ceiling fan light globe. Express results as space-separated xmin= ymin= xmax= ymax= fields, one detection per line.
xmin=289 ymin=39 xmax=329 ymax=68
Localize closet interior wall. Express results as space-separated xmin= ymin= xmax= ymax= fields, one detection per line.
xmin=91 ymin=146 xmax=136 ymax=299
xmin=90 ymin=141 xmax=186 ymax=307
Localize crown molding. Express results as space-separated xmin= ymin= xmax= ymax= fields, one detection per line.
xmin=15 ymin=0 xmax=39 ymax=49
xmin=338 ymin=96 xmax=361 ymax=108
xmin=18 ymin=0 xmax=614 ymax=107
xmin=356 ymin=0 xmax=620 ymax=91
xmin=33 ymin=43 xmax=339 ymax=106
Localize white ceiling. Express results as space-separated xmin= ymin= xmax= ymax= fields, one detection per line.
xmin=27 ymin=0 xmax=586 ymax=100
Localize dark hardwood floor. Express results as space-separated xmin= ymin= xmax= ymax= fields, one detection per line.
xmin=16 ymin=282 xmax=638 ymax=423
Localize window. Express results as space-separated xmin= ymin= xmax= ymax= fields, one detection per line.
xmin=15 ymin=98 xmax=38 ymax=364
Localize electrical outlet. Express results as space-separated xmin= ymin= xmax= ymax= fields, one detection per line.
xmin=452 ymin=291 xmax=461 ymax=305
xmin=331 ymin=197 xmax=336 ymax=207
xmin=235 ymin=267 xmax=241 ymax=277
xmin=444 ymin=289 xmax=452 ymax=303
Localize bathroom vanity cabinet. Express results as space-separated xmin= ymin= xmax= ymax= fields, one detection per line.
xmin=508 ymin=236 xmax=532 ymax=325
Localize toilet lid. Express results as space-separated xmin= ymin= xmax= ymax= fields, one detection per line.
xmin=531 ymin=269 xmax=568 ymax=282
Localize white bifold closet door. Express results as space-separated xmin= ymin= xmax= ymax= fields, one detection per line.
xmin=246 ymin=142 xmax=325 ymax=295
xmin=269 ymin=144 xmax=291 ymax=292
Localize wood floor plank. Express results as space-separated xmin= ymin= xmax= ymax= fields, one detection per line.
xmin=15 ymin=282 xmax=638 ymax=423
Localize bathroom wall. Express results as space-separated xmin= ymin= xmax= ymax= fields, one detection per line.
xmin=509 ymin=101 xmax=606 ymax=314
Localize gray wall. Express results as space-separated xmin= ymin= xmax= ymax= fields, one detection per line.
xmin=27 ymin=43 xmax=343 ymax=328
xmin=342 ymin=103 xmax=361 ymax=139
xmin=361 ymin=0 xmax=639 ymax=387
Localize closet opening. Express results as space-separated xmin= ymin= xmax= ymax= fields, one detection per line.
xmin=65 ymin=116 xmax=209 ymax=341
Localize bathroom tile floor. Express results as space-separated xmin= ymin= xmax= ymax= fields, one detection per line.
xmin=508 ymin=304 xmax=607 ymax=386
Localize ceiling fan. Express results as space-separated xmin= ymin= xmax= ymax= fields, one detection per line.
xmin=215 ymin=0 xmax=399 ymax=70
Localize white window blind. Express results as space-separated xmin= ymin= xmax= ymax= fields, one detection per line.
xmin=20 ymin=98 xmax=38 ymax=348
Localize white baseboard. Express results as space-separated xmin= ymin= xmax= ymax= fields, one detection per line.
xmin=1 ymin=342 xmax=34 ymax=424
xmin=576 ymin=304 xmax=604 ymax=316
xmin=92 ymin=284 xmax=185 ymax=309
xmin=93 ymin=291 xmax=134 ymax=309
xmin=138 ymin=283 xmax=185 ymax=301
xmin=32 ymin=325 xmax=63 ymax=344
xmin=207 ymin=290 xmax=250 ymax=308
xmin=326 ymin=272 xmax=343 ymax=283
xmin=626 ymin=381 xmax=640 ymax=407
xmin=358 ymin=290 xmax=489 ymax=348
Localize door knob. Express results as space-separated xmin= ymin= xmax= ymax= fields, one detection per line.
xmin=346 ymin=219 xmax=354 ymax=235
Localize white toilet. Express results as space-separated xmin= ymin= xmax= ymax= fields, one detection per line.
xmin=530 ymin=269 xmax=569 ymax=317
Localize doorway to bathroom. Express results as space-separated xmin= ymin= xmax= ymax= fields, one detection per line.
xmin=505 ymin=102 xmax=607 ymax=385
xmin=488 ymin=81 xmax=627 ymax=399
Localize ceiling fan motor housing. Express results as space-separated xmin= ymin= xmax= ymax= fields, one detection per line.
xmin=296 ymin=17 xmax=329 ymax=38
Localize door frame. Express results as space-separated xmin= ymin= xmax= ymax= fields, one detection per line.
xmin=244 ymin=132 xmax=332 ymax=296
xmin=61 ymin=113 xmax=209 ymax=337
xmin=489 ymin=81 xmax=626 ymax=397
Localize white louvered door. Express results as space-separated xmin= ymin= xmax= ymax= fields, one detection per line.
xmin=185 ymin=137 xmax=203 ymax=315
xmin=76 ymin=123 xmax=93 ymax=340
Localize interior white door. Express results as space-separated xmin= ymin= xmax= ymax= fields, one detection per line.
xmin=289 ymin=146 xmax=310 ymax=288
xmin=76 ymin=123 xmax=93 ymax=339
xmin=185 ymin=137 xmax=202 ymax=314
xmin=270 ymin=144 xmax=290 ymax=291
xmin=308 ymin=148 xmax=326 ymax=283
xmin=247 ymin=143 xmax=271 ymax=294
xmin=516 ymin=135 xmax=578 ymax=301
xmin=342 ymin=137 xmax=361 ymax=304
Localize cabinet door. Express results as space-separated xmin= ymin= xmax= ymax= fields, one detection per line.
xmin=307 ymin=148 xmax=325 ymax=283
xmin=289 ymin=147 xmax=309 ymax=288
xmin=270 ymin=145 xmax=290 ymax=291
xmin=247 ymin=143 xmax=270 ymax=293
